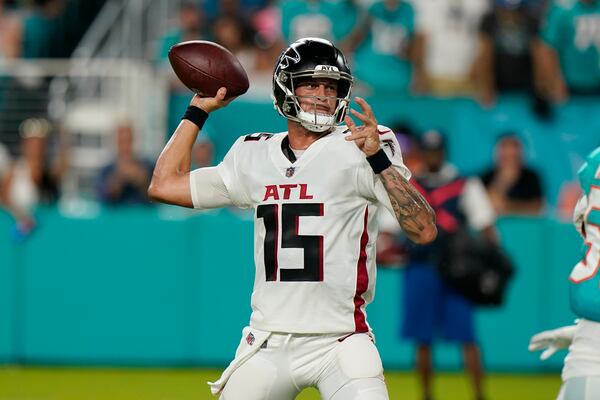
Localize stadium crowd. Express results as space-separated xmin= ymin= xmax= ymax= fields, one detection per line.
xmin=0 ymin=0 xmax=595 ymax=230
xmin=0 ymin=0 xmax=595 ymax=238
xmin=3 ymin=0 xmax=592 ymax=230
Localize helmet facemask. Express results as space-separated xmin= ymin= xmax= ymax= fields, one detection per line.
xmin=276 ymin=67 xmax=352 ymax=132
xmin=273 ymin=38 xmax=354 ymax=133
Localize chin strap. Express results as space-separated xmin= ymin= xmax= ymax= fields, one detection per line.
xmin=297 ymin=109 xmax=335 ymax=132
xmin=300 ymin=121 xmax=331 ymax=133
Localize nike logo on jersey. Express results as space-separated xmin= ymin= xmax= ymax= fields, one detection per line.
xmin=263 ymin=184 xmax=314 ymax=201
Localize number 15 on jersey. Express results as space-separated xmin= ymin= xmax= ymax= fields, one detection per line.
xmin=257 ymin=203 xmax=324 ymax=282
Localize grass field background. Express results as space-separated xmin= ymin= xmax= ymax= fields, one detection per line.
xmin=0 ymin=367 xmax=561 ymax=400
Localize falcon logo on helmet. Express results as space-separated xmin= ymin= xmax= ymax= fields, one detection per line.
xmin=272 ymin=37 xmax=354 ymax=133
xmin=279 ymin=48 xmax=301 ymax=70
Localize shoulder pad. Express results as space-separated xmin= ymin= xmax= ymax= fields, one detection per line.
xmin=377 ymin=125 xmax=398 ymax=156
xmin=578 ymin=147 xmax=600 ymax=195
xmin=377 ymin=125 xmax=393 ymax=136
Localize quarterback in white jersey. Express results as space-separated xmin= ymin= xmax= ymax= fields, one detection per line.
xmin=149 ymin=38 xmax=437 ymax=400
xmin=529 ymin=147 xmax=600 ymax=400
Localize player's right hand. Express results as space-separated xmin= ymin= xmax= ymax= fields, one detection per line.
xmin=528 ymin=324 xmax=577 ymax=360
xmin=191 ymin=87 xmax=237 ymax=113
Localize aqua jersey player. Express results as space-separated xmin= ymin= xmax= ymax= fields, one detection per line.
xmin=529 ymin=147 xmax=600 ymax=400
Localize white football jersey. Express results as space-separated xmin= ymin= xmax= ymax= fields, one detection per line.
xmin=210 ymin=125 xmax=409 ymax=333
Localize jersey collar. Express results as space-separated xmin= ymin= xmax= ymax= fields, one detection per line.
xmin=270 ymin=129 xmax=340 ymax=178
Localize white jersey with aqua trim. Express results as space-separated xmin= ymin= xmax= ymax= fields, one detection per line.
xmin=212 ymin=125 xmax=409 ymax=334
xmin=561 ymin=148 xmax=600 ymax=400
xmin=569 ymin=148 xmax=600 ymax=323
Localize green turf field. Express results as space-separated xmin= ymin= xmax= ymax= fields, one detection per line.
xmin=0 ymin=367 xmax=561 ymax=400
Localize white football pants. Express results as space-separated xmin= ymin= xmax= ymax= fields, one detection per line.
xmin=562 ymin=319 xmax=600 ymax=381
xmin=557 ymin=377 xmax=600 ymax=400
xmin=219 ymin=331 xmax=389 ymax=400
xmin=558 ymin=319 xmax=600 ymax=400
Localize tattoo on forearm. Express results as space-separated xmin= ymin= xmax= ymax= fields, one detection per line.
xmin=380 ymin=167 xmax=436 ymax=239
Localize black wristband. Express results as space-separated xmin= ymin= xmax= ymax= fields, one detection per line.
xmin=182 ymin=105 xmax=208 ymax=129
xmin=366 ymin=149 xmax=392 ymax=174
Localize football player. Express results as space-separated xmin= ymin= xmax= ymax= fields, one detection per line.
xmin=149 ymin=37 xmax=437 ymax=400
xmin=529 ymin=147 xmax=600 ymax=400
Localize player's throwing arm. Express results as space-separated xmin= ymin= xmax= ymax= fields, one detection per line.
xmin=148 ymin=89 xmax=235 ymax=207
xmin=149 ymin=41 xmax=246 ymax=207
xmin=344 ymin=97 xmax=437 ymax=244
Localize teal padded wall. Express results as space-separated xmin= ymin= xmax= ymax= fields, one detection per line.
xmin=0 ymin=210 xmax=17 ymax=362
xmin=0 ymin=207 xmax=584 ymax=372
xmin=18 ymin=208 xmax=193 ymax=364
xmin=187 ymin=209 xmax=255 ymax=365
xmin=1 ymin=94 xmax=597 ymax=369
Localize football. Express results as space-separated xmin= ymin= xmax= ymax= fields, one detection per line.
xmin=168 ymin=40 xmax=249 ymax=98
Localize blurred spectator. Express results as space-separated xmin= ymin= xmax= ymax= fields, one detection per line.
xmin=4 ymin=118 xmax=64 ymax=235
xmin=247 ymin=33 xmax=285 ymax=97
xmin=155 ymin=2 xmax=207 ymax=136
xmin=375 ymin=226 xmax=406 ymax=267
xmin=2 ymin=0 xmax=54 ymax=150
xmin=203 ymin=0 xmax=269 ymax=21
xmin=376 ymin=123 xmax=422 ymax=266
xmin=0 ymin=0 xmax=104 ymax=152
xmin=556 ymin=180 xmax=582 ymax=221
xmin=212 ymin=14 xmax=252 ymax=56
xmin=481 ymin=134 xmax=544 ymax=215
xmin=249 ymin=0 xmax=285 ymax=95
xmin=529 ymin=0 xmax=552 ymax=18
xmin=280 ymin=0 xmax=363 ymax=52
xmin=411 ymin=0 xmax=490 ymax=98
xmin=474 ymin=0 xmax=549 ymax=114
xmin=402 ymin=130 xmax=495 ymax=400
xmin=19 ymin=0 xmax=105 ymax=59
xmin=156 ymin=2 xmax=206 ymax=67
xmin=97 ymin=123 xmax=153 ymax=205
xmin=0 ymin=0 xmax=22 ymax=59
xmin=537 ymin=0 xmax=600 ymax=103
xmin=251 ymin=0 xmax=281 ymax=45
xmin=212 ymin=0 xmax=245 ymax=19
xmin=0 ymin=141 xmax=11 ymax=204
xmin=1 ymin=72 xmax=52 ymax=154
xmin=213 ymin=11 xmax=283 ymax=97
xmin=21 ymin=0 xmax=66 ymax=59
xmin=191 ymin=137 xmax=215 ymax=169
xmin=352 ymin=0 xmax=425 ymax=94
xmin=391 ymin=122 xmax=425 ymax=175
xmin=0 ymin=1 xmax=22 ymax=149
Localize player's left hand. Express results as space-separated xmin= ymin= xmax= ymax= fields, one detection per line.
xmin=344 ymin=97 xmax=380 ymax=157
xmin=528 ymin=324 xmax=577 ymax=360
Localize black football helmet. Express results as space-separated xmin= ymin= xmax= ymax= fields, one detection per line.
xmin=272 ymin=37 xmax=353 ymax=133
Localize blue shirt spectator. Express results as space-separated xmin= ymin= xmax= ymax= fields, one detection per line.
xmin=97 ymin=123 xmax=153 ymax=205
